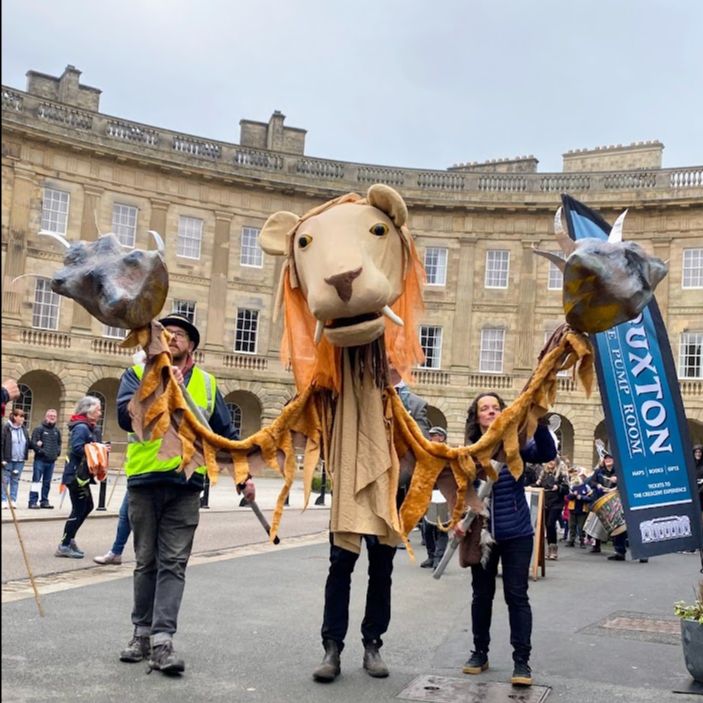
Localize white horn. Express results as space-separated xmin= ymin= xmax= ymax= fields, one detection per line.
xmin=608 ymin=209 xmax=628 ymax=244
xmin=382 ymin=305 xmax=404 ymax=327
xmin=149 ymin=230 xmax=166 ymax=256
xmin=314 ymin=320 xmax=325 ymax=344
xmin=553 ymin=207 xmax=576 ymax=256
xmin=9 ymin=273 xmax=43 ymax=289
xmin=38 ymin=230 xmax=71 ymax=249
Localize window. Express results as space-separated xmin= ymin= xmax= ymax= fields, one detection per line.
xmin=13 ymin=384 xmax=33 ymax=426
xmin=32 ymin=278 xmax=60 ymax=330
xmin=88 ymin=391 xmax=106 ymax=434
xmin=683 ymin=248 xmax=703 ymax=289
xmin=485 ymin=250 xmax=510 ymax=288
xmin=235 ymin=309 xmax=259 ymax=354
xmin=226 ymin=403 xmax=242 ymax=438
xmin=547 ymin=253 xmax=565 ymax=290
xmin=103 ymin=325 xmax=127 ymax=340
xmin=112 ymin=203 xmax=138 ymax=247
xmin=679 ymin=332 xmax=703 ymax=379
xmin=241 ymin=227 xmax=263 ymax=267
xmin=479 ymin=327 xmax=505 ymax=373
xmin=41 ymin=187 xmax=70 ymax=235
xmin=419 ymin=325 xmax=443 ymax=369
xmin=424 ymin=247 xmax=448 ymax=286
xmin=172 ymin=299 xmax=197 ymax=324
xmin=177 ymin=216 xmax=203 ymax=259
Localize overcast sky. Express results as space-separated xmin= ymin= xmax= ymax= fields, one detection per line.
xmin=2 ymin=0 xmax=702 ymax=172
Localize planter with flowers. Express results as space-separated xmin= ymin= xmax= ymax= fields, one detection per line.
xmin=674 ymin=581 xmax=703 ymax=684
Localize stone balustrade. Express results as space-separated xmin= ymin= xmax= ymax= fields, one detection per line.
xmin=4 ymin=86 xmax=701 ymax=203
xmin=223 ymin=354 xmax=269 ymax=371
xmin=21 ymin=328 xmax=71 ymax=348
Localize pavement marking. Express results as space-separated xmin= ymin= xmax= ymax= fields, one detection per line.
xmin=398 ymin=674 xmax=551 ymax=702
xmin=2 ymin=531 xmax=328 ymax=604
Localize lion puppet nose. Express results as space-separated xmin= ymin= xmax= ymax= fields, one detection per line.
xmin=324 ymin=267 xmax=362 ymax=303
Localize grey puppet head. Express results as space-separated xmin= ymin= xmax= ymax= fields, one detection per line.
xmin=46 ymin=230 xmax=168 ymax=329
xmin=533 ymin=208 xmax=667 ymax=333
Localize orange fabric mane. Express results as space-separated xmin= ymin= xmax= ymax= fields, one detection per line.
xmin=279 ymin=196 xmax=425 ymax=393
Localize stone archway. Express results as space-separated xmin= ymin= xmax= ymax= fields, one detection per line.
xmin=547 ymin=413 xmax=575 ymax=465
xmin=16 ymin=370 xmax=64 ymax=429
xmin=593 ymin=419 xmax=610 ymax=466
xmin=87 ymin=378 xmax=121 ymax=446
xmin=223 ymin=390 xmax=263 ymax=439
xmin=426 ymin=406 xmax=447 ymax=433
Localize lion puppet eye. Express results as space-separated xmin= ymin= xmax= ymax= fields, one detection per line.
xmin=370 ymin=223 xmax=389 ymax=237
xmin=298 ymin=234 xmax=313 ymax=249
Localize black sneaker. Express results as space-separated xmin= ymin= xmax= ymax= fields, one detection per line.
xmin=148 ymin=640 xmax=185 ymax=675
xmin=511 ymin=660 xmax=532 ymax=686
xmin=420 ymin=558 xmax=434 ymax=569
xmin=462 ymin=651 xmax=488 ymax=674
xmin=119 ymin=635 xmax=151 ymax=663
xmin=607 ymin=553 xmax=625 ymax=561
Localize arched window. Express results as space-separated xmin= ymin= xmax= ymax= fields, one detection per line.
xmin=226 ymin=402 xmax=242 ymax=438
xmin=88 ymin=391 xmax=106 ymax=435
xmin=13 ymin=384 xmax=33 ymax=426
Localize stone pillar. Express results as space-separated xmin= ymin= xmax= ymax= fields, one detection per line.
xmin=450 ymin=236 xmax=476 ymax=371
xmin=148 ymin=199 xmax=169 ymax=247
xmin=71 ymin=186 xmax=104 ymax=331
xmin=205 ymin=212 xmax=232 ymax=349
xmin=2 ymin=167 xmax=34 ymax=320
xmin=513 ymin=239 xmax=539 ymax=371
xmin=652 ymin=237 xmax=672 ymax=325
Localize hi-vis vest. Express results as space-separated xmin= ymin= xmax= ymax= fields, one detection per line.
xmin=125 ymin=364 xmax=216 ymax=479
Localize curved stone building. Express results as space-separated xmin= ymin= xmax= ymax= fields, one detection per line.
xmin=2 ymin=65 xmax=702 ymax=468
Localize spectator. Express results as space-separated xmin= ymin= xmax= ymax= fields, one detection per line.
xmin=694 ymin=445 xmax=703 ymax=514
xmin=420 ymin=426 xmax=450 ymax=570
xmin=28 ymin=409 xmax=62 ymax=509
xmin=1 ymin=407 xmax=30 ymax=508
xmin=93 ymin=491 xmax=130 ymax=565
xmin=536 ymin=459 xmax=568 ymax=560
xmin=458 ymin=391 xmax=556 ymax=687
xmin=565 ymin=468 xmax=593 ymax=548
xmin=116 ymin=314 xmax=250 ymax=675
xmin=55 ymin=396 xmax=103 ymax=557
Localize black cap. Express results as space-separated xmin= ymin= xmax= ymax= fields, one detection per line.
xmin=429 ymin=426 xmax=448 ymax=440
xmin=158 ymin=314 xmax=200 ymax=350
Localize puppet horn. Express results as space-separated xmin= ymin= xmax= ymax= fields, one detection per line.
xmin=382 ymin=305 xmax=404 ymax=326
xmin=38 ymin=230 xmax=71 ymax=249
xmin=608 ymin=209 xmax=628 ymax=244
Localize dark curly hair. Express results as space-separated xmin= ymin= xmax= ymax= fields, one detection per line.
xmin=464 ymin=391 xmax=506 ymax=444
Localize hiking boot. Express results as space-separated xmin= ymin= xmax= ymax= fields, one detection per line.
xmin=55 ymin=544 xmax=83 ymax=559
xmin=607 ymin=553 xmax=625 ymax=561
xmin=120 ymin=634 xmax=151 ymax=663
xmin=462 ymin=650 xmax=488 ymax=674
xmin=511 ymin=660 xmax=532 ymax=686
xmin=28 ymin=503 xmax=40 ymax=509
xmin=589 ymin=546 xmax=601 ymax=553
xmin=362 ymin=642 xmax=389 ymax=678
xmin=420 ymin=558 xmax=434 ymax=569
xmin=565 ymin=541 xmax=575 ymax=548
xmin=148 ymin=640 xmax=185 ymax=674
xmin=69 ymin=540 xmax=84 ymax=557
xmin=313 ymin=639 xmax=340 ymax=682
xmin=93 ymin=551 xmax=123 ymax=565
xmin=40 ymin=502 xmax=54 ymax=509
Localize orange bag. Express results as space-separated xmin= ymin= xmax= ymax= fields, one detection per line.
xmin=84 ymin=442 xmax=109 ymax=482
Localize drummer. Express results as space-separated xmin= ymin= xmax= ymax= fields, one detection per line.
xmin=589 ymin=451 xmax=648 ymax=563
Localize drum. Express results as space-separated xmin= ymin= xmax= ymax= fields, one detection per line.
xmin=584 ymin=511 xmax=609 ymax=541
xmin=591 ymin=490 xmax=626 ymax=536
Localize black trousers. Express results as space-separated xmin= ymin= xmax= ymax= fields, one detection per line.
xmin=320 ymin=534 xmax=396 ymax=651
xmin=60 ymin=481 xmax=94 ymax=545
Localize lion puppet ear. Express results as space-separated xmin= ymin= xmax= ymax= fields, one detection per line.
xmin=260 ymin=211 xmax=299 ymax=256
xmin=367 ymin=184 xmax=408 ymax=228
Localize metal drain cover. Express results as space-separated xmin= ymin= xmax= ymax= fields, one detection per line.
xmin=398 ymin=675 xmax=550 ymax=703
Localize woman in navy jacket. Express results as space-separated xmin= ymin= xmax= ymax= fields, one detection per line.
xmin=458 ymin=392 xmax=556 ymax=687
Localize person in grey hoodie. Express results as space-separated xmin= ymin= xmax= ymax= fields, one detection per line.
xmin=2 ymin=407 xmax=30 ymax=508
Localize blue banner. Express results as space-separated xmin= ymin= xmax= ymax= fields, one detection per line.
xmin=561 ymin=195 xmax=701 ymax=558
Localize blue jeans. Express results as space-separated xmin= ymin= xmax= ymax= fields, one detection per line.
xmin=470 ymin=535 xmax=533 ymax=663
xmin=2 ymin=461 xmax=25 ymax=503
xmin=129 ymin=486 xmax=200 ymax=639
xmin=111 ymin=492 xmax=132 ymax=556
xmin=29 ymin=458 xmax=56 ymax=506
xmin=320 ymin=534 xmax=396 ymax=650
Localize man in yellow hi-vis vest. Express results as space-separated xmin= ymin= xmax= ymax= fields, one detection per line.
xmin=116 ymin=314 xmax=255 ymax=675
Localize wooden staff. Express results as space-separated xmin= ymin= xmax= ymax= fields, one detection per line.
xmin=2 ymin=479 xmax=44 ymax=616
